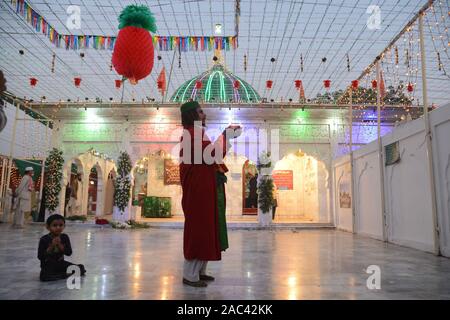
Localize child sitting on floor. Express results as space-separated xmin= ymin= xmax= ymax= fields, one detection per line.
xmin=38 ymin=214 xmax=86 ymax=281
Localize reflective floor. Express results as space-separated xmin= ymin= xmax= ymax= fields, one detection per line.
xmin=1 ymin=223 xmax=450 ymax=300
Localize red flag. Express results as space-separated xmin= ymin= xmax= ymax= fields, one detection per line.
xmin=157 ymin=67 xmax=166 ymax=95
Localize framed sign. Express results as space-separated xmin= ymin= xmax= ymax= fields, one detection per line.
xmin=339 ymin=179 xmax=351 ymax=208
xmin=164 ymin=159 xmax=180 ymax=185
xmin=385 ymin=142 xmax=400 ymax=166
xmin=272 ymin=170 xmax=293 ymax=190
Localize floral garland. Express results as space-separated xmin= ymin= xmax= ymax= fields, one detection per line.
xmin=44 ymin=148 xmax=64 ymax=212
xmin=114 ymin=151 xmax=132 ymax=212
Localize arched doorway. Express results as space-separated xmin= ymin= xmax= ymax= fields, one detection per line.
xmin=132 ymin=157 xmax=149 ymax=207
xmin=104 ymin=169 xmax=116 ymax=216
xmin=272 ymin=149 xmax=330 ymax=222
xmin=242 ymin=160 xmax=258 ymax=215
xmin=64 ymin=159 xmax=84 ymax=217
xmin=87 ymin=164 xmax=103 ymax=216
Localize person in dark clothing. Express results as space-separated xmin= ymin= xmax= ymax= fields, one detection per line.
xmin=37 ymin=173 xmax=48 ymax=222
xmin=248 ymin=174 xmax=258 ymax=208
xmin=38 ymin=214 xmax=86 ymax=281
xmin=64 ymin=182 xmax=71 ymax=217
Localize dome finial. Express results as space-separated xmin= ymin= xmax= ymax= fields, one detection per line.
xmin=213 ymin=49 xmax=223 ymax=65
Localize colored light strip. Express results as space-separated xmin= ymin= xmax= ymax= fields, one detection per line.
xmin=237 ymin=79 xmax=250 ymax=101
xmin=180 ymin=78 xmax=197 ymax=102
xmin=220 ymin=72 xmax=226 ymax=102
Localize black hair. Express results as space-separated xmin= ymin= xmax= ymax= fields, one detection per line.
xmin=181 ymin=108 xmax=200 ymax=128
xmin=46 ymin=214 xmax=65 ymax=226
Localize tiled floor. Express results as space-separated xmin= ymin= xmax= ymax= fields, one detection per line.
xmin=0 ymin=223 xmax=450 ymax=300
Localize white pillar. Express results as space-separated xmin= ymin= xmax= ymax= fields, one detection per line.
xmin=349 ymin=87 xmax=356 ymax=234
xmin=376 ymin=60 xmax=388 ymax=242
xmin=419 ymin=13 xmax=440 ymax=255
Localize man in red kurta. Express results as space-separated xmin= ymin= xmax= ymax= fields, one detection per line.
xmin=179 ymin=101 xmax=240 ymax=287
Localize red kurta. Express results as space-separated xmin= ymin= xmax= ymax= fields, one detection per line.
xmin=179 ymin=126 xmax=230 ymax=261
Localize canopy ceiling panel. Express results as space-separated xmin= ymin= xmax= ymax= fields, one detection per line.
xmin=0 ymin=0 xmax=448 ymax=106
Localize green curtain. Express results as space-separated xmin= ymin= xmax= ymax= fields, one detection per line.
xmin=216 ymin=172 xmax=229 ymax=252
xmin=13 ymin=159 xmax=43 ymax=182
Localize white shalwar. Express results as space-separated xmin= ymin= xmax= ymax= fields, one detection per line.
xmin=13 ymin=174 xmax=33 ymax=227
xmin=183 ymin=259 xmax=208 ymax=282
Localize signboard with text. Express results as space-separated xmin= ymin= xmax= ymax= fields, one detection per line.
xmin=272 ymin=170 xmax=293 ymax=190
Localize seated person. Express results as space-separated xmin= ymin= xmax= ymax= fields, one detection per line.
xmin=38 ymin=214 xmax=86 ymax=281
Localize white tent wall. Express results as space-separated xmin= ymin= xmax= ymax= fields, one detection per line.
xmin=332 ymin=103 xmax=450 ymax=256
xmin=353 ymin=141 xmax=383 ymax=240
xmin=382 ymin=119 xmax=434 ymax=253
xmin=430 ymin=104 xmax=450 ymax=257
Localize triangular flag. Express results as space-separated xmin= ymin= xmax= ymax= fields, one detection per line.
xmin=157 ymin=67 xmax=166 ymax=96
xmin=299 ymin=82 xmax=305 ymax=100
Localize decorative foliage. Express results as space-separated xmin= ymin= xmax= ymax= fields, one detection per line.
xmin=383 ymin=82 xmax=413 ymax=105
xmin=311 ymin=83 xmax=412 ymax=105
xmin=114 ymin=151 xmax=132 ymax=212
xmin=44 ymin=148 xmax=64 ymax=212
xmin=337 ymin=87 xmax=377 ymax=104
xmin=257 ymin=177 xmax=274 ymax=214
xmin=257 ymin=152 xmax=274 ymax=214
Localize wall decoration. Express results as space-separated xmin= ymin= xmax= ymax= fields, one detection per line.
xmin=164 ymin=159 xmax=180 ymax=185
xmin=339 ymin=179 xmax=351 ymax=208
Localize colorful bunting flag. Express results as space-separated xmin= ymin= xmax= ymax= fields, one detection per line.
xmin=11 ymin=0 xmax=238 ymax=52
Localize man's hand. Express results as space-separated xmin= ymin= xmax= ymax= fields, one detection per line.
xmin=223 ymin=125 xmax=242 ymax=139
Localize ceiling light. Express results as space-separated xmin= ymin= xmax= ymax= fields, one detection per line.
xmin=214 ymin=24 xmax=222 ymax=35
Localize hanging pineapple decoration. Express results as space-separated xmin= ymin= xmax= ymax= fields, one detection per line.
xmin=112 ymin=5 xmax=157 ymax=85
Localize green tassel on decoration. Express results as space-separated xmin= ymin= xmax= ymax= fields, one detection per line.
xmin=118 ymin=5 xmax=157 ymax=32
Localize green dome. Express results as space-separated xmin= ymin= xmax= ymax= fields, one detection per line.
xmin=170 ymin=64 xmax=261 ymax=104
